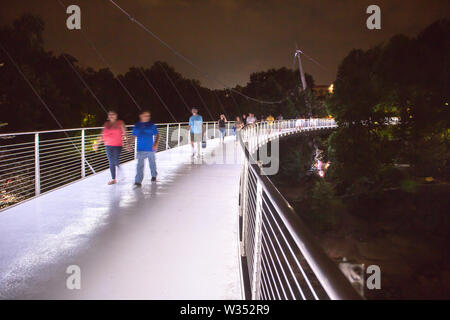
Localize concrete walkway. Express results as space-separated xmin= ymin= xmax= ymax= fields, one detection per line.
xmin=0 ymin=138 xmax=243 ymax=299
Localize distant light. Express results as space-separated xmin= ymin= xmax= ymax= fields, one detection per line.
xmin=92 ymin=139 xmax=98 ymax=151
xmin=328 ymin=83 xmax=334 ymax=94
xmin=0 ymin=63 xmax=4 ymax=67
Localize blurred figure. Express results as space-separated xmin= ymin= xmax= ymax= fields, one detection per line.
xmin=93 ymin=110 xmax=128 ymax=185
xmin=242 ymin=114 xmax=247 ymax=125
xmin=234 ymin=116 xmax=244 ymax=141
xmin=276 ymin=114 xmax=284 ymax=130
xmin=189 ymin=107 xmax=204 ymax=157
xmin=218 ymin=114 xmax=227 ymax=143
xmin=295 ymin=115 xmax=303 ymax=129
xmin=246 ymin=113 xmax=256 ymax=125
xmin=266 ymin=114 xmax=274 ymax=133
xmin=133 ymin=110 xmax=160 ymax=186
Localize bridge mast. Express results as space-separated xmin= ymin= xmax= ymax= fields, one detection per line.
xmin=294 ymin=44 xmax=307 ymax=92
xmin=294 ymin=44 xmax=311 ymax=117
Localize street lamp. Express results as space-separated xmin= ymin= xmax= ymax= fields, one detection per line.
xmin=328 ymin=84 xmax=334 ymax=94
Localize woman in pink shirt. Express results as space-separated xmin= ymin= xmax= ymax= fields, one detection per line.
xmin=93 ymin=110 xmax=128 ymax=185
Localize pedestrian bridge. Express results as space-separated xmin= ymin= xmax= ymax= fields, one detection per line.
xmin=0 ymin=119 xmax=361 ymax=300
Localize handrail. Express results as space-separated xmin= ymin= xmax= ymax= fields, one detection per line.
xmin=1 ymin=118 xmax=360 ymax=299
xmin=0 ymin=122 xmax=202 ymax=137
xmin=0 ymin=121 xmax=232 ymax=211
xmin=237 ymin=119 xmax=361 ymax=300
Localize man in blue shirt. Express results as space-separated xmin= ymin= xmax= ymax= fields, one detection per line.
xmin=188 ymin=107 xmax=204 ymax=157
xmin=132 ymin=110 xmax=160 ymax=186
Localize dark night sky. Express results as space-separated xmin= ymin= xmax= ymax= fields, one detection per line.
xmin=2 ymin=0 xmax=449 ymax=88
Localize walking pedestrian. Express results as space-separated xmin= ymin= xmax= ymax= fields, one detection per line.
xmin=189 ymin=107 xmax=204 ymax=157
xmin=133 ymin=110 xmax=160 ymax=186
xmin=218 ymin=114 xmax=227 ymax=143
xmin=93 ymin=110 xmax=129 ymax=185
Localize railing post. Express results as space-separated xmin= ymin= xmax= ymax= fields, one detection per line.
xmin=34 ymin=133 xmax=40 ymax=196
xmin=213 ymin=123 xmax=216 ymax=139
xmin=227 ymin=121 xmax=230 ymax=136
xmin=205 ymin=122 xmax=209 ymax=140
xmin=251 ymin=179 xmax=264 ymax=300
xmin=240 ymin=161 xmax=250 ymax=258
xmin=265 ymin=122 xmax=268 ymax=142
xmin=81 ymin=129 xmax=85 ymax=178
xmin=177 ymin=123 xmax=181 ymax=147
xmin=254 ymin=124 xmax=257 ymax=151
xmin=134 ymin=136 xmax=138 ymax=159
xmin=166 ymin=124 xmax=170 ymax=150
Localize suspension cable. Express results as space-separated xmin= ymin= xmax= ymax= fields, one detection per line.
xmin=57 ymin=0 xmax=142 ymax=111
xmin=78 ymin=31 xmax=142 ymax=111
xmin=156 ymin=62 xmax=192 ymax=115
xmin=190 ymin=80 xmax=215 ymax=120
xmin=106 ymin=27 xmax=178 ymax=122
xmin=212 ymin=90 xmax=229 ymax=119
xmin=33 ymin=17 xmax=108 ymax=115
xmin=136 ymin=67 xmax=177 ymax=122
xmin=227 ymin=89 xmax=242 ymax=117
xmin=299 ymin=49 xmax=329 ymax=72
xmin=107 ymin=0 xmax=289 ymax=105
xmin=60 ymin=52 xmax=108 ymax=114
xmin=0 ymin=42 xmax=96 ymax=174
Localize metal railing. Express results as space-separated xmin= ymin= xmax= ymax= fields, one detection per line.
xmin=2 ymin=117 xmax=361 ymax=299
xmin=0 ymin=121 xmax=234 ymax=211
xmin=238 ymin=119 xmax=362 ymax=300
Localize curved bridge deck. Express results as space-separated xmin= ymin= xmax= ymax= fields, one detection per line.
xmin=0 ymin=138 xmax=243 ymax=299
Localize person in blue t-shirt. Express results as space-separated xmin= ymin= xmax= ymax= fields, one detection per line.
xmin=188 ymin=107 xmax=204 ymax=157
xmin=132 ymin=110 xmax=160 ymax=186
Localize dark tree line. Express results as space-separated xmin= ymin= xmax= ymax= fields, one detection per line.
xmin=273 ymin=18 xmax=449 ymax=227
xmin=271 ymin=20 xmax=449 ymax=299
xmin=0 ymin=14 xmax=322 ymax=133
xmin=326 ymin=18 xmax=450 ymax=192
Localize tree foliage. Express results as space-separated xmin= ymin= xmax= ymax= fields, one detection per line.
xmin=0 ymin=14 xmax=319 ymax=133
xmin=326 ymin=19 xmax=450 ymax=192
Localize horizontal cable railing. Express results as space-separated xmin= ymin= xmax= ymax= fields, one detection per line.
xmin=238 ymin=119 xmax=362 ymax=300
xmin=0 ymin=121 xmax=234 ymax=211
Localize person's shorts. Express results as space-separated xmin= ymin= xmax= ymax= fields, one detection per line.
xmin=190 ymin=132 xmax=203 ymax=142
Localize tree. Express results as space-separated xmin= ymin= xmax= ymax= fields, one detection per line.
xmin=1 ymin=13 xmax=314 ymax=133
xmin=326 ymin=18 xmax=450 ymax=192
